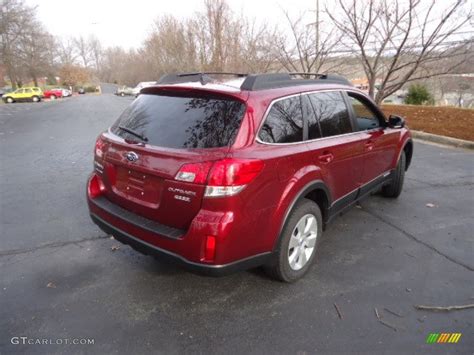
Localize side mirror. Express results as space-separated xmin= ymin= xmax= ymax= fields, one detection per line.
xmin=388 ymin=114 xmax=405 ymax=128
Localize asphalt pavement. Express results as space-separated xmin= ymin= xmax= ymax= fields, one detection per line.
xmin=1 ymin=88 xmax=473 ymax=354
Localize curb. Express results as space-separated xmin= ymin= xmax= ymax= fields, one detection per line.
xmin=411 ymin=131 xmax=474 ymax=150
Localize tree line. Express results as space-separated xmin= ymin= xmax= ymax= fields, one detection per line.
xmin=1 ymin=0 xmax=472 ymax=103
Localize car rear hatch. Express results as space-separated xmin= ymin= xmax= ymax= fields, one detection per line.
xmin=96 ymin=89 xmax=247 ymax=230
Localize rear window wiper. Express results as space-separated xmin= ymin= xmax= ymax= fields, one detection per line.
xmin=118 ymin=125 xmax=148 ymax=142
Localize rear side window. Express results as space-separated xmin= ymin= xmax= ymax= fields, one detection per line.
xmin=308 ymin=92 xmax=352 ymax=137
xmin=111 ymin=93 xmax=246 ymax=149
xmin=301 ymin=95 xmax=321 ymax=140
xmin=258 ymin=96 xmax=303 ymax=143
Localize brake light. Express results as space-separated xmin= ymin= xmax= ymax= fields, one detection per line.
xmin=175 ymin=161 xmax=213 ymax=184
xmin=95 ymin=135 xmax=106 ymax=158
xmin=88 ymin=174 xmax=105 ymax=198
xmin=175 ymin=159 xmax=264 ymax=197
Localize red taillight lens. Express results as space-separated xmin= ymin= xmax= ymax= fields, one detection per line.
xmin=204 ymin=235 xmax=216 ymax=261
xmin=88 ymin=174 xmax=105 ymax=198
xmin=95 ymin=135 xmax=106 ymax=158
xmin=208 ymin=159 xmax=264 ymax=186
xmin=175 ymin=161 xmax=213 ymax=184
xmin=174 ymin=159 xmax=264 ymax=197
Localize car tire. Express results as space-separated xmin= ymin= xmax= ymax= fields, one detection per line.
xmin=264 ymin=199 xmax=323 ymax=282
xmin=32 ymin=96 xmax=40 ymax=102
xmin=382 ymin=151 xmax=406 ymax=198
xmin=6 ymin=97 xmax=14 ymax=103
xmin=50 ymin=95 xmax=56 ymax=100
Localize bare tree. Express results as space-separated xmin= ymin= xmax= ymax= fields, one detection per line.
xmin=57 ymin=37 xmax=78 ymax=65
xmin=240 ymin=20 xmax=279 ymax=73
xmin=277 ymin=10 xmax=343 ymax=75
xmin=99 ymin=46 xmax=152 ymax=85
xmin=16 ymin=25 xmax=55 ymax=86
xmin=144 ymin=15 xmax=197 ymax=75
xmin=73 ymin=36 xmax=91 ymax=68
xmin=59 ymin=64 xmax=90 ymax=87
xmin=190 ymin=0 xmax=235 ymax=71
xmin=327 ymin=0 xmax=473 ymax=103
xmin=142 ymin=0 xmax=279 ymax=78
xmin=88 ymin=35 xmax=103 ymax=71
xmin=0 ymin=0 xmax=36 ymax=88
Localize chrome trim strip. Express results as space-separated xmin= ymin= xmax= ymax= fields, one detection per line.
xmin=254 ymin=88 xmax=381 ymax=146
xmin=256 ymin=130 xmax=380 ymax=146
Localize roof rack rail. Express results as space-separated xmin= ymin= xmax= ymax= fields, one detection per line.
xmin=157 ymin=72 xmax=352 ymax=90
xmin=240 ymin=73 xmax=352 ymax=91
xmin=157 ymin=72 xmax=247 ymax=85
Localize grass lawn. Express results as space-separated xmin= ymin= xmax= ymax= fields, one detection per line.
xmin=382 ymin=105 xmax=474 ymax=141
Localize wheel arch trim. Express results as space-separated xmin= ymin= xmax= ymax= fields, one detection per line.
xmin=272 ymin=180 xmax=331 ymax=251
xmin=401 ymin=138 xmax=413 ymax=170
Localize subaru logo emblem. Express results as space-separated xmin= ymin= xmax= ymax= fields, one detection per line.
xmin=125 ymin=151 xmax=139 ymax=162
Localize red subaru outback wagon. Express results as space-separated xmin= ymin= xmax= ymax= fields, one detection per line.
xmin=87 ymin=72 xmax=412 ymax=282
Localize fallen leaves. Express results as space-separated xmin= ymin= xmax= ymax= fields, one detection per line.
xmin=46 ymin=282 xmax=56 ymax=288
xmin=111 ymin=245 xmax=120 ymax=252
xmin=425 ymin=203 xmax=438 ymax=208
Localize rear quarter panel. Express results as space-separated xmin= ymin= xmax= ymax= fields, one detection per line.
xmin=227 ymin=94 xmax=329 ymax=253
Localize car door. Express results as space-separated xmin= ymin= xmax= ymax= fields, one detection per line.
xmin=23 ymin=88 xmax=33 ymax=100
xmin=344 ymin=92 xmax=399 ymax=193
xmin=13 ymin=89 xmax=24 ymax=99
xmin=257 ymin=94 xmax=310 ymax=182
xmin=304 ymin=91 xmax=363 ymax=211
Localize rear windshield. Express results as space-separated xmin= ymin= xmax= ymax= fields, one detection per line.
xmin=111 ymin=93 xmax=246 ymax=149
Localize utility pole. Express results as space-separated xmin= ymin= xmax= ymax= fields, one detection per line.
xmin=315 ymin=0 xmax=320 ymax=56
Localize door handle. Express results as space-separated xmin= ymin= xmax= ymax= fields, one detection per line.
xmin=318 ymin=152 xmax=334 ymax=164
xmin=364 ymin=140 xmax=375 ymax=151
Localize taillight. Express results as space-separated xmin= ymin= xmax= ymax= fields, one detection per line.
xmin=95 ymin=135 xmax=106 ymax=158
xmin=175 ymin=159 xmax=264 ymax=197
xmin=206 ymin=158 xmax=264 ymax=197
xmin=207 ymin=159 xmax=264 ymax=186
xmin=88 ymin=174 xmax=105 ymax=198
xmin=175 ymin=161 xmax=213 ymax=184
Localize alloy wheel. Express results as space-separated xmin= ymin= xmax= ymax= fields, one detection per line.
xmin=288 ymin=214 xmax=318 ymax=270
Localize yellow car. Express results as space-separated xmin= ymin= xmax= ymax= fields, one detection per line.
xmin=2 ymin=87 xmax=43 ymax=103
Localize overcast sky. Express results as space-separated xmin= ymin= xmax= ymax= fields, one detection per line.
xmin=26 ymin=0 xmax=322 ymax=49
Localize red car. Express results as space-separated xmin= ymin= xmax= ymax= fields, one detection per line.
xmin=43 ymin=88 xmax=63 ymax=100
xmin=87 ymin=72 xmax=413 ymax=282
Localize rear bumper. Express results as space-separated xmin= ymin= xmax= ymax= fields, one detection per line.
xmin=90 ymin=213 xmax=271 ymax=276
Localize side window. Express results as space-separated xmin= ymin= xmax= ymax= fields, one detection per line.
xmin=348 ymin=95 xmax=381 ymax=131
xmin=16 ymin=89 xmax=24 ymax=94
xmin=259 ymin=96 xmax=303 ymax=143
xmin=24 ymin=89 xmax=32 ymax=94
xmin=301 ymin=95 xmax=321 ymax=140
xmin=308 ymin=92 xmax=352 ymax=137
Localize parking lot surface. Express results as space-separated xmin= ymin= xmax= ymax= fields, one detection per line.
xmin=1 ymin=89 xmax=473 ymax=354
